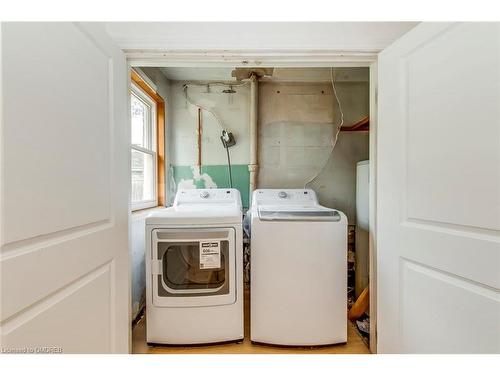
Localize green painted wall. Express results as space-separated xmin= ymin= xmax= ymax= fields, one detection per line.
xmin=172 ymin=165 xmax=250 ymax=208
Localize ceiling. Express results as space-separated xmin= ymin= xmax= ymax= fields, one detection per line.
xmin=106 ymin=22 xmax=419 ymax=51
xmin=160 ymin=67 xmax=236 ymax=81
xmin=160 ymin=67 xmax=369 ymax=83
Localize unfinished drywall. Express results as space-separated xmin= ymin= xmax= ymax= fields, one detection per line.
xmin=169 ymin=80 xmax=251 ymax=206
xmin=258 ymin=75 xmax=369 ymax=223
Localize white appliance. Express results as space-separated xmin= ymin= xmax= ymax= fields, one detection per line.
xmin=355 ymin=160 xmax=370 ymax=297
xmin=250 ymin=189 xmax=347 ymax=346
xmin=145 ymin=188 xmax=244 ymax=345
xmin=356 ymin=160 xmax=369 ymax=231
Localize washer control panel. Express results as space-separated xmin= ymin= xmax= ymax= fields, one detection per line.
xmin=278 ymin=191 xmax=288 ymax=199
xmin=252 ymin=189 xmax=318 ymax=206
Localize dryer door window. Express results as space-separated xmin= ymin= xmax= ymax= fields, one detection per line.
xmin=151 ymin=228 xmax=237 ymax=307
xmin=158 ymin=241 xmax=229 ymax=296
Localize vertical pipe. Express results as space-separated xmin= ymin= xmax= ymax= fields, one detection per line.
xmin=248 ymin=74 xmax=259 ymax=201
xmin=197 ymin=107 xmax=202 ymax=173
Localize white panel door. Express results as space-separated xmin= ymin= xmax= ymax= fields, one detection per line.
xmin=0 ymin=23 xmax=129 ymax=353
xmin=378 ymin=22 xmax=500 ymax=353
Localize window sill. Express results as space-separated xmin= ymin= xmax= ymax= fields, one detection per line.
xmin=131 ymin=205 xmax=167 ymax=221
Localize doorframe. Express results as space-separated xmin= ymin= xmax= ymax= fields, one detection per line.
xmin=368 ymin=61 xmax=378 ymax=354
xmin=126 ymin=50 xmax=377 ymax=68
xmin=126 ymin=51 xmax=379 ymax=353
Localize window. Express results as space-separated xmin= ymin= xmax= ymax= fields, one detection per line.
xmin=131 ymin=82 xmax=157 ymax=210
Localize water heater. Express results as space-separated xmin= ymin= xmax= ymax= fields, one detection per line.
xmin=356 ymin=160 xmax=369 ymax=231
xmin=355 ymin=160 xmax=369 ymax=298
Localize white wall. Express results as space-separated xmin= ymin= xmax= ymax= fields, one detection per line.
xmin=105 ymin=22 xmax=418 ymax=51
xmin=130 ymin=212 xmax=146 ymax=320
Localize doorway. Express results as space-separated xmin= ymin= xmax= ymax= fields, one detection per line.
xmin=127 ymin=58 xmax=378 ymax=354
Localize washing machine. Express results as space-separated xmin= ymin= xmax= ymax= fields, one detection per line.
xmin=250 ymin=189 xmax=347 ymax=346
xmin=145 ymin=188 xmax=243 ymax=345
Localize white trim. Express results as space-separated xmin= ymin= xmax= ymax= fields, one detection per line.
xmin=131 ymin=82 xmax=157 ymax=151
xmin=130 ymin=82 xmax=158 ymax=211
xmin=369 ymin=61 xmax=378 ymax=354
xmin=131 ymin=198 xmax=158 ymax=211
xmin=132 ymin=67 xmax=158 ymax=92
xmin=127 ymin=50 xmax=377 ymax=68
xmin=131 ymin=82 xmax=156 ymax=152
xmin=131 ymin=144 xmax=155 ymax=155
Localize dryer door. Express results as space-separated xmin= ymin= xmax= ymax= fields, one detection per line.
xmin=151 ymin=228 xmax=236 ymax=307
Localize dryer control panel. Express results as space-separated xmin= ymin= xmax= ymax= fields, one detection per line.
xmin=174 ymin=188 xmax=241 ymax=207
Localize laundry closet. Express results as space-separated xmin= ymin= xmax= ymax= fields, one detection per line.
xmin=3 ymin=22 xmax=497 ymax=355
xmin=130 ymin=66 xmax=371 ymax=353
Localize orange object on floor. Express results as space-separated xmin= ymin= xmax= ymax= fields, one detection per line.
xmin=348 ymin=287 xmax=369 ymax=322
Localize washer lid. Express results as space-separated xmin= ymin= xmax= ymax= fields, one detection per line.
xmin=257 ymin=205 xmax=342 ymax=222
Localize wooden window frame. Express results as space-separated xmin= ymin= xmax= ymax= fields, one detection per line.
xmin=131 ymin=69 xmax=166 ymax=208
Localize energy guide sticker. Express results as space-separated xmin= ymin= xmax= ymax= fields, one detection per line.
xmin=199 ymin=241 xmax=221 ymax=269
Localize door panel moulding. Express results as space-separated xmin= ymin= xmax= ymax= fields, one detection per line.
xmin=126 ymin=50 xmax=378 ymax=68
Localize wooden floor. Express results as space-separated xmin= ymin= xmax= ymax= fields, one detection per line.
xmin=132 ymin=289 xmax=370 ymax=354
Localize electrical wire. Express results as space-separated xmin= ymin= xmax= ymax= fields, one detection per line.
xmin=182 ymin=81 xmax=250 ymax=130
xmin=221 ymin=130 xmax=234 ymax=188
xmin=183 ymin=83 xmax=239 ymax=188
xmin=224 ymin=140 xmax=234 ymax=188
xmin=304 ymin=67 xmax=344 ymax=188
xmin=183 ymin=84 xmax=225 ymax=131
